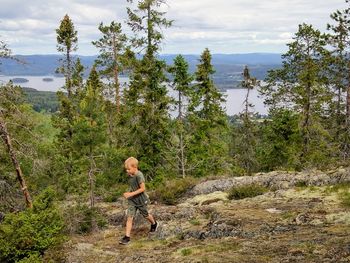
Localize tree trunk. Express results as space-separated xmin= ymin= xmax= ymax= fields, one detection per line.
xmin=0 ymin=117 xmax=33 ymax=208
xmin=301 ymin=80 xmax=311 ymax=158
xmin=66 ymin=49 xmax=72 ymax=98
xmin=112 ymin=35 xmax=120 ymax=113
xmin=178 ymin=90 xmax=186 ymax=178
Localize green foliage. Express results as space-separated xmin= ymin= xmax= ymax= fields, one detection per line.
xmin=0 ymin=187 xmax=65 ymax=263
xmin=123 ymin=0 xmax=173 ymax=180
xmin=181 ymin=248 xmax=192 ymax=256
xmin=101 ymin=184 xmax=128 ymax=202
xmin=231 ymin=66 xmax=259 ymax=175
xmin=228 ymin=184 xmax=268 ymax=200
xmin=339 ymin=191 xmax=350 ymax=208
xmin=189 ymin=218 xmax=201 ymax=226
xmin=261 ymin=24 xmax=334 ymax=168
xmin=23 ymin=88 xmax=59 ymax=113
xmin=257 ymin=109 xmax=301 ymax=171
xmin=16 ymin=252 xmax=42 ymax=263
xmin=63 ymin=204 xmax=107 ymax=234
xmin=187 ymin=48 xmax=229 ymax=177
xmin=149 ymin=177 xmax=197 ymax=205
xmin=295 ymin=180 xmax=308 ymax=188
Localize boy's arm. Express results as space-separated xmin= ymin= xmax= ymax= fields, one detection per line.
xmin=123 ymin=183 xmax=145 ymax=199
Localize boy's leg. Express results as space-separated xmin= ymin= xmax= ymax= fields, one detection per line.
xmin=126 ymin=216 xmax=133 ymax=237
xmin=145 ymin=214 xmax=156 ymax=225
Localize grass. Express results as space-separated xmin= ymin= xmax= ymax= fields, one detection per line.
xmin=228 ymin=184 xmax=268 ymax=200
xmin=181 ymin=248 xmax=192 ymax=256
xmin=189 ymin=219 xmax=201 ymax=226
xmin=339 ymin=192 xmax=350 ymax=208
xmin=322 ymin=183 xmax=350 ymax=207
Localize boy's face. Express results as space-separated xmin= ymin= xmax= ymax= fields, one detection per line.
xmin=125 ymin=163 xmax=138 ymax=176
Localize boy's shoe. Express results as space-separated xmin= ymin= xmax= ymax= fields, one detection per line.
xmin=150 ymin=221 xmax=158 ymax=232
xmin=119 ymin=236 xmax=130 ymax=245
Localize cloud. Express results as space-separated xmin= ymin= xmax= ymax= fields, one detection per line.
xmin=0 ymin=0 xmax=347 ymax=55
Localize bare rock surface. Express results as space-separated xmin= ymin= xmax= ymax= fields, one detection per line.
xmin=55 ymin=168 xmax=350 ymax=263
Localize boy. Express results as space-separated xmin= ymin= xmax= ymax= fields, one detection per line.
xmin=119 ymin=157 xmax=158 ymax=245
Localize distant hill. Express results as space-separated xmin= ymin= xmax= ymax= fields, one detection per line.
xmin=0 ymin=53 xmax=282 ymax=89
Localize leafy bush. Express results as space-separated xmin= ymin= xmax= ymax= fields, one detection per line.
xmin=149 ymin=177 xmax=197 ymax=205
xmin=0 ymin=187 xmax=65 ymax=263
xmin=228 ymin=184 xmax=268 ymax=200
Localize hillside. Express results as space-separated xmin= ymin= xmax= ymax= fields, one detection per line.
xmin=47 ymin=169 xmax=350 ymax=263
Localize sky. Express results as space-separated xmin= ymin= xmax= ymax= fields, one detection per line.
xmin=0 ymin=0 xmax=347 ymax=55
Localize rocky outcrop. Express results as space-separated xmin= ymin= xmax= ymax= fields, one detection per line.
xmin=189 ymin=168 xmax=350 ymax=196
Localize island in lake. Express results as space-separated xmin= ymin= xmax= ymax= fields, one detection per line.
xmin=42 ymin=77 xmax=54 ymax=82
xmin=11 ymin=78 xmax=29 ymax=83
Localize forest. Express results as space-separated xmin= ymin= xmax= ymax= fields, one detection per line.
xmin=1 ymin=0 xmax=350 ymax=262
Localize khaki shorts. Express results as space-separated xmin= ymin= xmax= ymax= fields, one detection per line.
xmin=127 ymin=203 xmax=149 ymax=218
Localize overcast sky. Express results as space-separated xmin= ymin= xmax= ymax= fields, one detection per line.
xmin=0 ymin=0 xmax=347 ymax=55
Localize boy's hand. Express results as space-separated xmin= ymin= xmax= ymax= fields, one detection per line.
xmin=123 ymin=192 xmax=133 ymax=199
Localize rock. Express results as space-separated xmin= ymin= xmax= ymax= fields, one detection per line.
xmin=294 ymin=213 xmax=312 ymax=225
xmin=188 ymin=168 xmax=350 ymax=196
xmin=181 ymin=191 xmax=228 ymax=206
xmin=265 ymin=208 xmax=283 ymax=214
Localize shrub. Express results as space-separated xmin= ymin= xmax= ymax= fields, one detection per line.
xmin=149 ymin=177 xmax=197 ymax=205
xmin=228 ymin=184 xmax=268 ymax=200
xmin=63 ymin=204 xmax=107 ymax=234
xmin=0 ymin=187 xmax=65 ymax=263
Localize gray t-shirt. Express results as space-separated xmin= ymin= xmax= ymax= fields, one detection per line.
xmin=128 ymin=171 xmax=149 ymax=206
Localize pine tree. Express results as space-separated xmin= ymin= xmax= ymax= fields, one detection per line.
xmin=0 ymin=84 xmax=33 ymax=208
xmin=92 ymin=21 xmax=127 ymax=113
xmin=327 ymin=2 xmax=350 ymax=159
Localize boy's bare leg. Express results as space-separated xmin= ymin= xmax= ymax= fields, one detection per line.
xmin=146 ymin=214 xmax=156 ymax=225
xmin=126 ymin=217 xmax=133 ymax=237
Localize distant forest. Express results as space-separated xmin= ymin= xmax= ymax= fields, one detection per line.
xmin=1 ymin=53 xmax=282 ymax=90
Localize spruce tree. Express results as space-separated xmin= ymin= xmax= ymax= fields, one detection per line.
xmin=53 ymin=15 xmax=84 ymax=192
xmin=188 ymin=48 xmax=229 ymax=176
xmin=231 ymin=66 xmax=258 ymax=175
xmin=261 ymin=24 xmax=333 ymax=167
xmin=56 ymin=14 xmax=78 ymax=98
xmin=168 ymin=55 xmax=194 ymax=177
xmin=73 ymin=66 xmax=106 ymax=207
xmin=123 ymin=0 xmax=173 ymax=181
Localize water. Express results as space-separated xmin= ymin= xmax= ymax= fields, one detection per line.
xmin=0 ymin=75 xmax=268 ymax=116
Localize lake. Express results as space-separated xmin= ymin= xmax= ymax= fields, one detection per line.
xmin=0 ymin=75 xmax=268 ymax=116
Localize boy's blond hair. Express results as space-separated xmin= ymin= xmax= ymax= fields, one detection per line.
xmin=125 ymin=157 xmax=139 ymax=168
